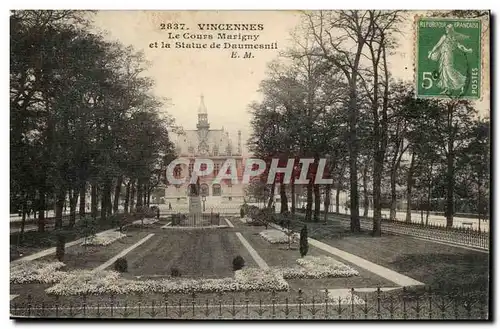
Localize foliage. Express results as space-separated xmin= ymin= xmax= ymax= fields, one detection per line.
xmin=10 ymin=10 xmax=177 ymax=234
xmin=56 ymin=233 xmax=66 ymax=261
xmin=170 ymin=267 xmax=181 ymax=277
xmin=114 ymin=257 xmax=128 ymax=273
xmin=232 ymin=256 xmax=245 ymax=271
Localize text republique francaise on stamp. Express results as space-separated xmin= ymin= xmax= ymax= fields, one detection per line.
xmin=415 ymin=17 xmax=482 ymax=99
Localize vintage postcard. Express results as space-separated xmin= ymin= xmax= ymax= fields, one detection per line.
xmin=10 ymin=10 xmax=490 ymax=320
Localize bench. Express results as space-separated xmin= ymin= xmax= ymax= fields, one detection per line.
xmin=462 ymin=222 xmax=473 ymax=228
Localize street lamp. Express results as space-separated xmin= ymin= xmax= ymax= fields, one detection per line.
xmin=202 ymin=196 xmax=206 ymax=212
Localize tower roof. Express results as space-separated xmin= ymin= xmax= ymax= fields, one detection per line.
xmin=198 ymin=94 xmax=207 ymax=114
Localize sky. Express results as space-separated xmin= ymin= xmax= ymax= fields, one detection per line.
xmin=91 ymin=11 xmax=490 ymax=155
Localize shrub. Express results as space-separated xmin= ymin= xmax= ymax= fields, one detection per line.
xmin=114 ymin=257 xmax=128 ymax=272
xmin=240 ymin=207 xmax=245 ymax=218
xmin=171 ymin=267 xmax=181 ymax=277
xmin=299 ymin=225 xmax=309 ymax=257
xmin=56 ymin=233 xmax=66 ymax=261
xmin=232 ymin=255 xmax=245 ymax=271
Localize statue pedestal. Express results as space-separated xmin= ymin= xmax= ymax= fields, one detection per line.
xmin=188 ymin=196 xmax=203 ymax=226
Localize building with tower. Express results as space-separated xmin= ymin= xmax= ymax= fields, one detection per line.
xmin=159 ymin=95 xmax=246 ymax=210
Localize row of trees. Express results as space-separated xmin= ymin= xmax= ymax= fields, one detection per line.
xmin=248 ymin=10 xmax=489 ymax=234
xmin=10 ymin=10 xmax=176 ymax=237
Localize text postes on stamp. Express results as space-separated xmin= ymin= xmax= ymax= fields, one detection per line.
xmin=416 ymin=17 xmax=482 ymax=99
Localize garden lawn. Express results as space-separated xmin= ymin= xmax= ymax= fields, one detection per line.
xmin=311 ymin=213 xmax=489 ymax=296
xmin=238 ymin=225 xmax=397 ymax=297
xmin=36 ymin=230 xmax=151 ymax=271
xmin=123 ymin=229 xmax=258 ymax=279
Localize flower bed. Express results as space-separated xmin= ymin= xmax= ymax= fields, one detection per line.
xmin=10 ymin=261 xmax=67 ymax=284
xmin=259 ymin=229 xmax=299 ymax=244
xmin=277 ymin=256 xmax=359 ymax=279
xmin=234 ymin=268 xmax=289 ymax=291
xmin=45 ymin=267 xmax=289 ymax=296
xmin=81 ymin=231 xmax=127 ymax=246
xmin=131 ymin=218 xmax=159 ymax=226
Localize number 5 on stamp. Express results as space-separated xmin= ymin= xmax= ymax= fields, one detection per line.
xmin=416 ymin=17 xmax=482 ymax=99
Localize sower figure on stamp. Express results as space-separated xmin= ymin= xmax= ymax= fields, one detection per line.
xmin=428 ymin=24 xmax=473 ymax=94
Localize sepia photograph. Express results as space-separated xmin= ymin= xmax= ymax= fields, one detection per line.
xmin=9 ymin=9 xmax=491 ymax=320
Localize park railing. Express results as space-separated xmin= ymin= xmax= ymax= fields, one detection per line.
xmin=170 ymin=213 xmax=221 ymax=227
xmin=375 ymin=218 xmax=489 ymax=250
xmin=11 ymin=287 xmax=488 ymax=320
xmin=293 ymin=209 xmax=490 ymax=251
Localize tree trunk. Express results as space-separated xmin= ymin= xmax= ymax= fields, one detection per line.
xmin=124 ymin=181 xmax=131 ymax=213
xmin=445 ymin=102 xmax=455 ymax=228
xmin=279 ymin=183 xmax=288 ymax=213
xmin=130 ymin=180 xmax=136 ymax=212
xmin=69 ymin=188 xmax=77 ymax=228
xmin=56 ymin=233 xmax=66 ymax=261
xmin=390 ymin=169 xmax=397 ymax=221
xmin=372 ymin=153 xmax=384 ymax=236
xmin=405 ymin=151 xmax=415 ymax=223
xmin=335 ymin=185 xmax=340 ymax=214
xmin=290 ymin=182 xmax=295 ymax=214
xmin=347 ymin=57 xmax=361 ymax=233
xmin=54 ymin=188 xmax=66 ymax=229
xmin=445 ymin=151 xmax=454 ymax=227
xmin=420 ymin=197 xmax=424 ymax=225
xmin=305 ymin=180 xmax=313 ymax=221
xmin=18 ymin=196 xmax=27 ymax=244
xmin=362 ymin=166 xmax=369 ymax=218
xmin=100 ymin=184 xmax=107 ymax=221
xmin=267 ymin=180 xmax=275 ymax=208
xmin=91 ymin=182 xmax=98 ymax=220
xmin=324 ymin=185 xmax=331 ymax=223
xmin=313 ymin=183 xmax=320 ymax=222
xmin=136 ymin=179 xmax=143 ymax=212
xmin=38 ymin=190 xmax=46 ymax=232
xmin=426 ymin=163 xmax=433 ymax=226
xmin=79 ymin=181 xmax=86 ymax=218
xmin=105 ymin=180 xmax=112 ymax=217
xmin=113 ymin=176 xmax=123 ymax=214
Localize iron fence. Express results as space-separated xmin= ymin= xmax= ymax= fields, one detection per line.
xmin=170 ymin=213 xmax=222 ymax=227
xmin=11 ymin=287 xmax=488 ymax=320
xmin=292 ymin=210 xmax=489 ymax=251
xmin=376 ymin=219 xmax=489 ymax=250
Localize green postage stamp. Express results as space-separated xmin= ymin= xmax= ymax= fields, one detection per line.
xmin=416 ymin=17 xmax=482 ymax=99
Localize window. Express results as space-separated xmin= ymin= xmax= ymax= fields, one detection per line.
xmin=189 ymin=163 xmax=194 ymax=175
xmin=228 ymin=197 xmax=232 ymax=201
xmin=214 ymin=163 xmax=220 ymax=176
xmin=213 ymin=146 xmax=219 ymax=156
xmin=174 ymin=164 xmax=182 ymax=179
xmin=212 ymin=184 xmax=222 ymax=196
xmin=188 ymin=146 xmax=194 ymax=154
xmin=200 ymin=184 xmax=209 ymax=197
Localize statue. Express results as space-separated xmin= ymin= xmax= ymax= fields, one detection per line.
xmin=189 ymin=177 xmax=201 ymax=196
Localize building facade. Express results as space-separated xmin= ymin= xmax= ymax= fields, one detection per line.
xmin=159 ymin=96 xmax=246 ymax=210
